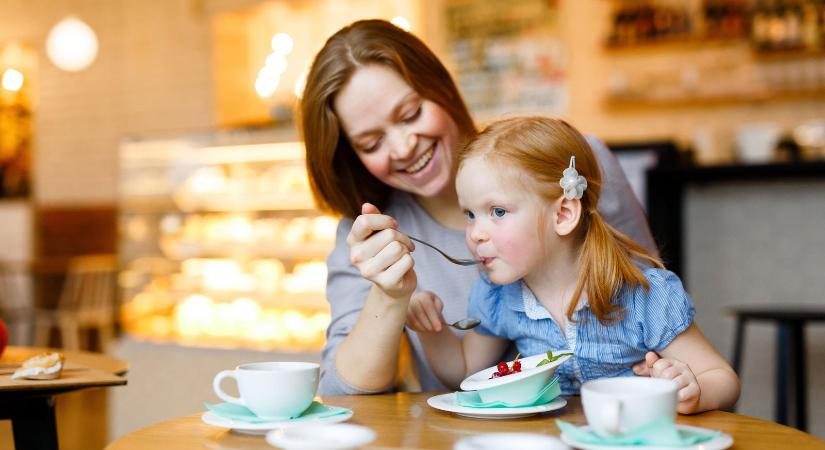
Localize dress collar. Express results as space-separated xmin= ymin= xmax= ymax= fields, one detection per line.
xmin=516 ymin=280 xmax=589 ymax=320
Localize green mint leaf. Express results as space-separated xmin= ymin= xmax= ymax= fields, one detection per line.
xmin=548 ymin=351 xmax=573 ymax=362
xmin=537 ymin=359 xmax=550 ymax=366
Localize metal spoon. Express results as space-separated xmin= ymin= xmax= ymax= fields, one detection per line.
xmin=408 ymin=236 xmax=479 ymax=266
xmin=447 ymin=317 xmax=481 ymax=330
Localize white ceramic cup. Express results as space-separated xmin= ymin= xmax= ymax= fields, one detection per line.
xmin=213 ymin=361 xmax=319 ymax=420
xmin=581 ymin=377 xmax=677 ymax=437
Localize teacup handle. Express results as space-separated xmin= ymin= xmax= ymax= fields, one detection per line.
xmin=213 ymin=370 xmax=244 ymax=405
xmin=601 ymin=399 xmax=622 ymax=435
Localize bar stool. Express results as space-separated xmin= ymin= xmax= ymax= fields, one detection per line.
xmin=729 ymin=304 xmax=825 ymax=432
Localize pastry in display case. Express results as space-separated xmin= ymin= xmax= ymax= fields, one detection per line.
xmin=119 ymin=132 xmax=336 ymax=352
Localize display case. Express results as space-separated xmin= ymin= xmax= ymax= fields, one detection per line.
xmin=118 ymin=130 xmax=336 ymax=352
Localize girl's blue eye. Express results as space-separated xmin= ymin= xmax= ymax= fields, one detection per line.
xmin=492 ymin=207 xmax=506 ymax=217
xmin=466 ymin=211 xmax=475 ymax=219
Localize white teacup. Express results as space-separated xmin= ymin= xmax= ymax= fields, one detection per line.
xmin=213 ymin=361 xmax=319 ymax=420
xmin=581 ymin=377 xmax=677 ymax=437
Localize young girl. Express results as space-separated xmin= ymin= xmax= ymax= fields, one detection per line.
xmin=406 ymin=117 xmax=740 ymax=414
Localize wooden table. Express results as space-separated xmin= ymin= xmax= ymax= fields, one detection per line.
xmin=105 ymin=393 xmax=825 ymax=450
xmin=0 ymin=346 xmax=128 ymax=450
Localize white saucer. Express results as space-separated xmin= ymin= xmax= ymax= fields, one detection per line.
xmin=201 ymin=410 xmax=353 ymax=435
xmin=559 ymin=424 xmax=733 ymax=450
xmin=454 ymin=433 xmax=570 ymax=450
xmin=266 ymin=423 xmax=376 ymax=449
xmin=427 ymin=393 xmax=567 ymax=419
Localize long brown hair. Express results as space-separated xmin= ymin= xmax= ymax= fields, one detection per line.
xmin=461 ymin=117 xmax=663 ymax=322
xmin=299 ymin=19 xmax=476 ymax=218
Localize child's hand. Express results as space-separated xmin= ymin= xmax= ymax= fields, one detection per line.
xmin=406 ymin=291 xmax=445 ymax=333
xmin=634 ymin=351 xmax=701 ymax=414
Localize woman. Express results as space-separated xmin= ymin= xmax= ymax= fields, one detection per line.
xmin=300 ymin=19 xmax=656 ymax=395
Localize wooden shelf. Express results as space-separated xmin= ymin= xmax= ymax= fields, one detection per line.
xmin=161 ymin=239 xmax=332 ymax=260
xmin=752 ymin=47 xmax=825 ymax=61
xmin=121 ymin=192 xmax=318 ymax=213
xmin=163 ymin=290 xmax=329 ymax=310
xmin=605 ymin=87 xmax=825 ymax=108
xmin=603 ymin=36 xmax=746 ymax=53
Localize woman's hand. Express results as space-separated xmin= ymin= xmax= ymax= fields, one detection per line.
xmin=406 ymin=291 xmax=445 ymax=333
xmin=347 ymin=203 xmax=417 ymax=299
xmin=634 ymin=351 xmax=701 ymax=414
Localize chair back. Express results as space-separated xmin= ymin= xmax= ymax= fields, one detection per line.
xmin=58 ymin=254 xmax=118 ymax=315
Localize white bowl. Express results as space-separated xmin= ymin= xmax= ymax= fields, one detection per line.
xmin=265 ymin=423 xmax=376 ymax=450
xmin=460 ymin=352 xmax=571 ymax=405
xmin=454 ymin=432 xmax=570 ymax=450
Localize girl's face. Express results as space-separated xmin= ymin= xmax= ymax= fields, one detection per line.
xmin=457 ymin=156 xmax=551 ymax=285
xmin=333 ymin=64 xmax=460 ymax=199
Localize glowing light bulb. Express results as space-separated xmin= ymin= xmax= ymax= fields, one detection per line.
xmin=46 ymin=16 xmax=99 ymax=72
xmin=391 ymin=16 xmax=411 ymax=31
xmin=270 ymin=33 xmax=294 ymax=55
xmin=1 ymin=69 xmax=23 ymax=92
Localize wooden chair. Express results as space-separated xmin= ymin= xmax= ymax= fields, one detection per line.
xmin=34 ymin=254 xmax=118 ymax=351
xmin=0 ymin=261 xmax=34 ymax=345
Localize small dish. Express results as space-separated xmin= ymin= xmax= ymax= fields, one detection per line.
xmin=559 ymin=424 xmax=733 ymax=450
xmin=427 ymin=393 xmax=567 ymax=419
xmin=460 ymin=352 xmax=571 ymax=405
xmin=454 ymin=432 xmax=570 ymax=450
xmin=201 ymin=409 xmax=353 ymax=435
xmin=266 ymin=423 xmax=376 ymax=449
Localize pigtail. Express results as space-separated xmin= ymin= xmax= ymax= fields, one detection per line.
xmin=567 ymin=211 xmax=663 ymax=322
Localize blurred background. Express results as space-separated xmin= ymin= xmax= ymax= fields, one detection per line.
xmin=1 ymin=0 xmax=824 ymax=448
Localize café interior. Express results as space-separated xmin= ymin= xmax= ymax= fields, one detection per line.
xmin=1 ymin=0 xmax=825 ymax=448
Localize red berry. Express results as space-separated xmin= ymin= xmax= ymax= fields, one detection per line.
xmin=497 ymin=362 xmax=508 ymax=373
xmin=512 ymin=361 xmax=522 ymax=372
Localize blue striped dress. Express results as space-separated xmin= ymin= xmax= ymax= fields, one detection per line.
xmin=468 ymin=268 xmax=695 ymax=395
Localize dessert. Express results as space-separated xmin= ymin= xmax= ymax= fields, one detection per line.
xmin=11 ymin=352 xmax=65 ymax=380
xmin=490 ymin=354 xmax=522 ymax=379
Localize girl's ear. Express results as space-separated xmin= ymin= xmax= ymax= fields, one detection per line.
xmin=553 ymin=196 xmax=582 ymax=236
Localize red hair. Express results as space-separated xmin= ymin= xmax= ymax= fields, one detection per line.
xmin=461 ymin=117 xmax=662 ymax=322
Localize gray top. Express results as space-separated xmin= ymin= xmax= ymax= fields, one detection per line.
xmin=318 ymin=135 xmax=657 ymax=395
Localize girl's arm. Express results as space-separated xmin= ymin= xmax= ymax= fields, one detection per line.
xmin=408 ymin=291 xmax=509 ymax=389
xmin=417 ymin=329 xmax=509 ymax=389
xmin=652 ymin=322 xmax=741 ymax=413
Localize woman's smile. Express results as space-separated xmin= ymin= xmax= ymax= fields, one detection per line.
xmin=403 ymin=145 xmax=434 ymax=174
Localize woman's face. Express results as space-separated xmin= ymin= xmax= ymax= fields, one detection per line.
xmin=333 ymin=64 xmax=460 ymax=198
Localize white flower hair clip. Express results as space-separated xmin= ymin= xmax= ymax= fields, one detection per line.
xmin=559 ymin=156 xmax=587 ymax=200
